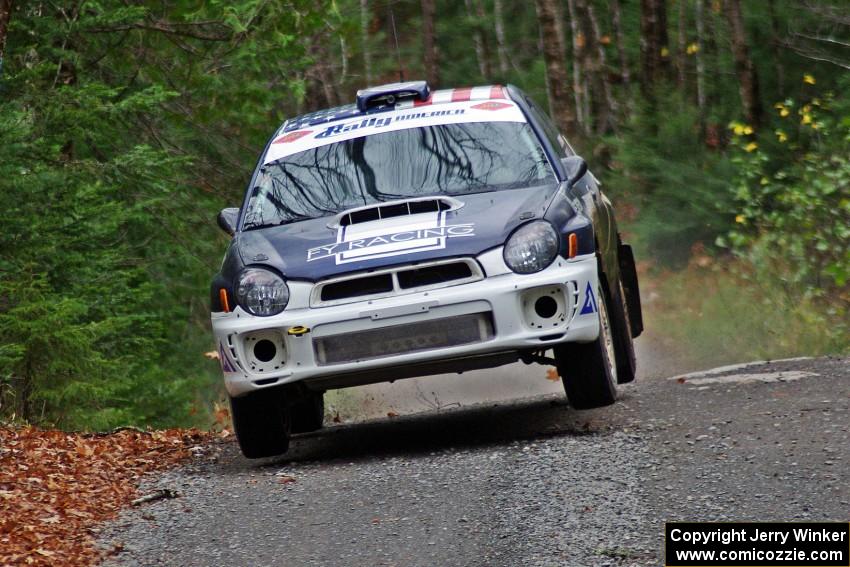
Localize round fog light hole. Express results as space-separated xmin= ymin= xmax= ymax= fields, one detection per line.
xmin=253 ymin=339 xmax=277 ymax=363
xmin=534 ymin=296 xmax=558 ymax=319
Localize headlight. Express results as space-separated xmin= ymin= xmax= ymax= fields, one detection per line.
xmin=235 ymin=268 xmax=289 ymax=316
xmin=503 ymin=221 xmax=560 ymax=274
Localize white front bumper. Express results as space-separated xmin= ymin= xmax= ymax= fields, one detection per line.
xmin=212 ymin=252 xmax=599 ymax=397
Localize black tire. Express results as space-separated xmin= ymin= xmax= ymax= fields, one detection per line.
xmin=229 ymin=390 xmax=291 ymax=459
xmin=555 ymin=279 xmax=618 ymax=409
xmin=610 ymin=278 xmax=637 ymax=384
xmin=291 ymin=392 xmax=324 ymax=434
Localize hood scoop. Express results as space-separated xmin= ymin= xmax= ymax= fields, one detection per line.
xmin=332 ymin=196 xmax=464 ymax=228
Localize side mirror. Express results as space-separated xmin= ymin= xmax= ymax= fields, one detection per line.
xmin=217 ymin=208 xmax=239 ymax=236
xmin=561 ymin=156 xmax=588 ymax=186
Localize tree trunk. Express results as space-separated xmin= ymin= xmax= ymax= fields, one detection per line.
xmin=767 ymin=0 xmax=784 ymax=96
xmin=360 ymin=0 xmax=372 ymax=84
xmin=310 ymin=38 xmax=340 ymax=108
xmin=695 ymin=0 xmax=707 ymax=130
xmin=586 ymin=2 xmax=617 ymax=133
xmin=565 ymin=0 xmax=586 ymax=133
xmin=465 ymin=0 xmax=492 ymax=80
xmin=339 ymin=36 xmax=349 ymax=84
xmin=493 ymin=0 xmax=510 ymax=76
xmin=724 ymin=0 xmax=761 ymax=128
xmin=0 ymin=0 xmax=14 ymax=81
xmin=574 ymin=0 xmax=616 ymax=134
xmin=535 ymin=0 xmax=576 ymax=137
xmin=611 ymin=0 xmax=630 ymax=89
xmin=639 ymin=0 xmax=670 ymax=98
xmin=677 ymin=0 xmax=687 ymax=90
xmin=421 ymin=0 xmax=440 ymax=86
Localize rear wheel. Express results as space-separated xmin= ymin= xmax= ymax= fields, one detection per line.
xmin=555 ymin=279 xmax=618 ymax=409
xmin=229 ymin=390 xmax=291 ymax=459
xmin=291 ymin=392 xmax=324 ymax=434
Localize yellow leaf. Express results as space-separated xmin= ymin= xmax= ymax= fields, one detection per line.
xmin=735 ymin=214 xmax=745 ymax=224
xmin=744 ymin=142 xmax=758 ymax=152
xmin=742 ymin=125 xmax=753 ymax=135
xmin=686 ymin=43 xmax=699 ymax=55
xmin=803 ymin=74 xmax=816 ymax=85
xmin=660 ymin=47 xmax=669 ymax=57
xmin=775 ymin=130 xmax=788 ymax=143
xmin=779 ymin=108 xmax=790 ymax=117
xmin=760 ymin=177 xmax=769 ymax=185
xmin=801 ymin=114 xmax=812 ymax=125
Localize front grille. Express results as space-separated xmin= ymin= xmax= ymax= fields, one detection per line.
xmin=321 ymin=273 xmax=394 ymax=302
xmin=311 ymin=258 xmax=483 ymax=307
xmin=396 ymin=262 xmax=473 ymax=289
xmin=314 ymin=312 xmax=494 ymax=365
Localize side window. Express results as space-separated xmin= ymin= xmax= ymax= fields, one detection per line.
xmin=524 ymin=98 xmax=574 ymax=158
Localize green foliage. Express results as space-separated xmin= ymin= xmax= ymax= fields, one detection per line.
xmin=647 ymin=262 xmax=848 ymax=372
xmin=605 ymin=94 xmax=738 ymax=265
xmin=723 ymin=81 xmax=850 ymax=296
xmin=1 ymin=0 xmax=847 ymax=429
xmin=0 ymin=1 xmax=332 ymax=429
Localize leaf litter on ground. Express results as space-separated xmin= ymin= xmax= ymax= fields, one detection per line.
xmin=0 ymin=426 xmax=213 ymax=566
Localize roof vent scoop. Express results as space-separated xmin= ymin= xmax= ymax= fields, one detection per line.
xmin=356 ymin=81 xmax=430 ymax=111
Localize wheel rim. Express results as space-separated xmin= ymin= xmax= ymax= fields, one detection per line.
xmin=598 ymin=284 xmax=617 ymax=381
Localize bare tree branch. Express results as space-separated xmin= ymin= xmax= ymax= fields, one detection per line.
xmin=84 ymin=20 xmax=232 ymax=42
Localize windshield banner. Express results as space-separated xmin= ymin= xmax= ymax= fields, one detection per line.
xmin=263 ymin=99 xmax=527 ymax=164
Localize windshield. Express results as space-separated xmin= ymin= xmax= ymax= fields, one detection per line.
xmin=242 ymin=121 xmax=554 ymax=229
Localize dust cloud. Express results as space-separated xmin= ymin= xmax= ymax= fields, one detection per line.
xmin=324 ymin=338 xmax=690 ymax=423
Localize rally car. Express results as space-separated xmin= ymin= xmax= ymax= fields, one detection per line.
xmin=211 ymin=81 xmax=643 ymax=458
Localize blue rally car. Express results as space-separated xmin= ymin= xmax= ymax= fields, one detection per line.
xmin=211 ymin=81 xmax=643 ymax=458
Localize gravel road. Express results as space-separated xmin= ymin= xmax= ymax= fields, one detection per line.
xmin=98 ymin=355 xmax=849 ymax=566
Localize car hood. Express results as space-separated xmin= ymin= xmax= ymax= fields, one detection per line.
xmin=236 ymin=185 xmax=559 ymax=281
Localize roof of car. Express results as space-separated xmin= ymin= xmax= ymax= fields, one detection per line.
xmin=278 ymin=84 xmax=510 ymax=135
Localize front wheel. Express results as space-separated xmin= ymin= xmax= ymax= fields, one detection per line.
xmin=229 ymin=390 xmax=291 ymax=459
xmin=611 ymin=278 xmax=637 ymax=384
xmin=555 ymin=280 xmax=618 ymax=409
xmin=291 ymin=392 xmax=324 ymax=434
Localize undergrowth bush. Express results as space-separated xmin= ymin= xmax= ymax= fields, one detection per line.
xmin=644 ymin=261 xmax=848 ymax=372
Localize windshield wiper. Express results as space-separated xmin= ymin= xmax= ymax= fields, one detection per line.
xmin=242 ymin=215 xmax=316 ymax=232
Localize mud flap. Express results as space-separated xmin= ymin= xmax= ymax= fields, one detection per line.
xmin=618 ymin=243 xmax=644 ymax=338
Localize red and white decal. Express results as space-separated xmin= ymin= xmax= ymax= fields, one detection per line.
xmin=273 ymin=130 xmax=313 ymax=144
xmin=264 ymin=86 xmax=520 ymax=164
xmin=470 ymin=101 xmax=513 ymax=111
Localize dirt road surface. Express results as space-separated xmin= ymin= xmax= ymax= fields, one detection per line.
xmin=98 ymin=355 xmax=849 ymax=566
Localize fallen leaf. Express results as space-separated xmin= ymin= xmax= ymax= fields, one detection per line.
xmin=278 ymin=476 xmax=297 ymax=484
xmin=676 ymin=377 xmax=686 ymax=384
xmin=545 ymin=368 xmax=560 ymax=381
xmin=0 ymin=425 xmax=211 ymax=565
xmin=386 ymin=411 xmax=399 ymax=418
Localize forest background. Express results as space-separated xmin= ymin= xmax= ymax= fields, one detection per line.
xmin=0 ymin=0 xmax=847 ymax=429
